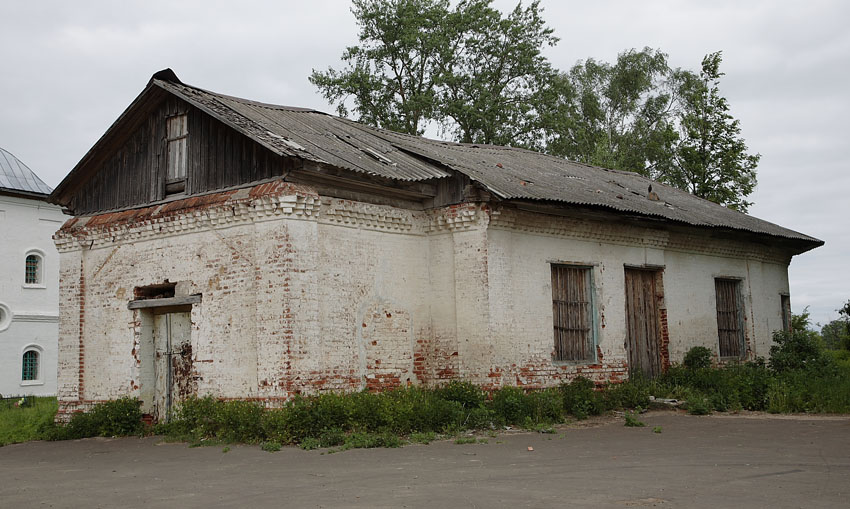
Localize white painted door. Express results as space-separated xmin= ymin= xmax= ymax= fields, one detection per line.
xmin=153 ymin=312 xmax=192 ymax=422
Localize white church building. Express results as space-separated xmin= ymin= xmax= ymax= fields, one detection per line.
xmin=0 ymin=147 xmax=65 ymax=397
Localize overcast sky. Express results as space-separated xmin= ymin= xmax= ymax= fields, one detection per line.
xmin=1 ymin=0 xmax=847 ymax=326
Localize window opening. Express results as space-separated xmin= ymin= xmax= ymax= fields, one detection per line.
xmin=134 ymin=282 xmax=177 ymax=300
xmin=25 ymin=254 xmax=41 ymax=284
xmin=715 ymin=279 xmax=745 ymax=358
xmin=780 ymin=295 xmax=792 ymax=332
xmin=22 ymin=350 xmax=39 ymax=381
xmin=551 ymin=265 xmax=595 ymax=362
xmin=166 ymin=114 xmax=188 ymax=194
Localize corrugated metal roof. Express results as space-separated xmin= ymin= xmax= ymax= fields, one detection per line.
xmin=0 ymin=147 xmax=52 ymax=195
xmin=156 ymin=80 xmax=452 ymax=182
xmin=55 ymin=73 xmax=817 ymax=246
xmin=364 ymin=128 xmax=820 ymax=243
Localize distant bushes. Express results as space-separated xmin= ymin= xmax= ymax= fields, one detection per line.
xmin=649 ymin=330 xmax=850 ymax=414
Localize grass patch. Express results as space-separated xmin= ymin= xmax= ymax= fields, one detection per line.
xmin=0 ymin=397 xmax=57 ymax=446
xmin=409 ymin=431 xmax=437 ymax=444
xmin=624 ymin=410 xmax=645 ymax=427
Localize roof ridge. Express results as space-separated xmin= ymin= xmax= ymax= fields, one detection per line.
xmin=154 ymin=78 xmax=324 ymax=114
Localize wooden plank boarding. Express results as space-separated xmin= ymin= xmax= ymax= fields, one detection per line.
xmin=715 ymin=279 xmax=743 ymax=357
xmin=551 ymin=265 xmax=592 ymax=362
xmin=624 ymin=268 xmax=662 ymax=377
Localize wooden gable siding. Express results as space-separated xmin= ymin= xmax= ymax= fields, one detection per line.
xmin=67 ymin=96 xmax=294 ymax=216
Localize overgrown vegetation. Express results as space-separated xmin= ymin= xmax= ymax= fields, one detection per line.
xmin=0 ymin=397 xmax=57 ymax=446
xmin=3 ymin=325 xmax=849 ymax=449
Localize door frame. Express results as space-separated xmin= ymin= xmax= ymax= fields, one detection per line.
xmin=132 ymin=295 xmax=200 ymax=423
xmin=623 ymin=266 xmax=668 ymax=378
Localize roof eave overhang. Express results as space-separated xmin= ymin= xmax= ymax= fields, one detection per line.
xmin=1 ymin=188 xmax=50 ymax=201
xmin=507 ymin=198 xmax=824 ymax=257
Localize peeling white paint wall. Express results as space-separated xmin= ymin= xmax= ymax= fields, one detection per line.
xmin=54 ymin=184 xmax=796 ymax=417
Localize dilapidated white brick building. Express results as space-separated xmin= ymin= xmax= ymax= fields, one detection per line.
xmin=49 ymin=70 xmax=821 ymax=421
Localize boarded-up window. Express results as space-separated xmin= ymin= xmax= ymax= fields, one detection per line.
xmin=166 ymin=114 xmax=188 ymax=193
xmin=780 ymin=294 xmax=792 ymax=332
xmin=715 ymin=279 xmax=745 ymax=358
xmin=551 ymin=265 xmax=594 ymax=362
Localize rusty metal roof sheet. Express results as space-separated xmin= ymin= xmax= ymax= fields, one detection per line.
xmin=0 ymin=146 xmax=52 ymax=196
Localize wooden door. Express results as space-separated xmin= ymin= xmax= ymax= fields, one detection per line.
xmin=624 ymin=268 xmax=662 ymax=378
xmin=153 ymin=311 xmax=192 ymax=422
xmin=715 ymin=279 xmax=744 ymax=358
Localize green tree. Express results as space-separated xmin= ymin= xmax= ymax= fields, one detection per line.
xmin=436 ymin=0 xmax=558 ymax=145
xmin=309 ymin=0 xmax=452 ymax=135
xmin=542 ymin=48 xmax=678 ymax=179
xmin=821 ymin=320 xmax=850 ymax=350
xmin=665 ymin=52 xmax=760 ymax=211
xmin=823 ymin=300 xmax=850 ymax=350
xmin=310 ymin=0 xmax=558 ymax=144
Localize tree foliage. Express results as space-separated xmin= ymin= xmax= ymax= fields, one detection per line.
xmin=309 ymin=0 xmax=452 ymax=135
xmin=542 ymin=48 xmax=679 ymax=179
xmin=666 ymin=52 xmax=760 ymax=211
xmin=311 ymin=1 xmax=760 ymax=210
xmin=823 ymin=300 xmax=850 ymax=350
xmin=310 ymin=0 xmax=556 ymax=143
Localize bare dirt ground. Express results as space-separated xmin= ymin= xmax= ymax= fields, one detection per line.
xmin=1 ymin=411 xmax=848 ymax=508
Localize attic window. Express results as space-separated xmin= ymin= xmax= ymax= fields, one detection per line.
xmin=166 ymin=114 xmax=188 ymax=194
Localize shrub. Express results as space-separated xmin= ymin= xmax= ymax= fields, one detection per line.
xmin=526 ymin=388 xmax=564 ymax=424
xmin=342 ymin=431 xmax=401 ymax=449
xmin=318 ymin=428 xmax=346 ymax=448
xmin=686 ymin=393 xmax=711 ymax=415
xmin=769 ymin=329 xmax=829 ymax=373
xmin=299 ymin=437 xmax=321 ymax=450
xmin=560 ymin=377 xmax=603 ymax=419
xmin=437 ymin=380 xmax=485 ymax=409
xmin=491 ymin=386 xmax=529 ymax=424
xmin=212 ymin=401 xmax=265 ymax=444
xmin=409 ymin=431 xmax=436 ymax=444
xmin=61 ymin=397 xmax=144 ymax=439
xmin=463 ymin=406 xmax=496 ymax=429
xmin=683 ymin=346 xmax=713 ymax=370
xmin=604 ymin=377 xmax=651 ymax=410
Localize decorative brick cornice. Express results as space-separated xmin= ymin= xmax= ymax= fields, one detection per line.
xmin=318 ymin=197 xmax=423 ymax=233
xmin=54 ymin=180 xmax=321 ymax=252
xmin=427 ymin=203 xmax=489 ymax=232
xmin=489 ymin=206 xmax=790 ymax=264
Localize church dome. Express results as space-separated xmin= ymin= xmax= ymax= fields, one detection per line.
xmin=0 ymin=147 xmax=53 ymax=195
